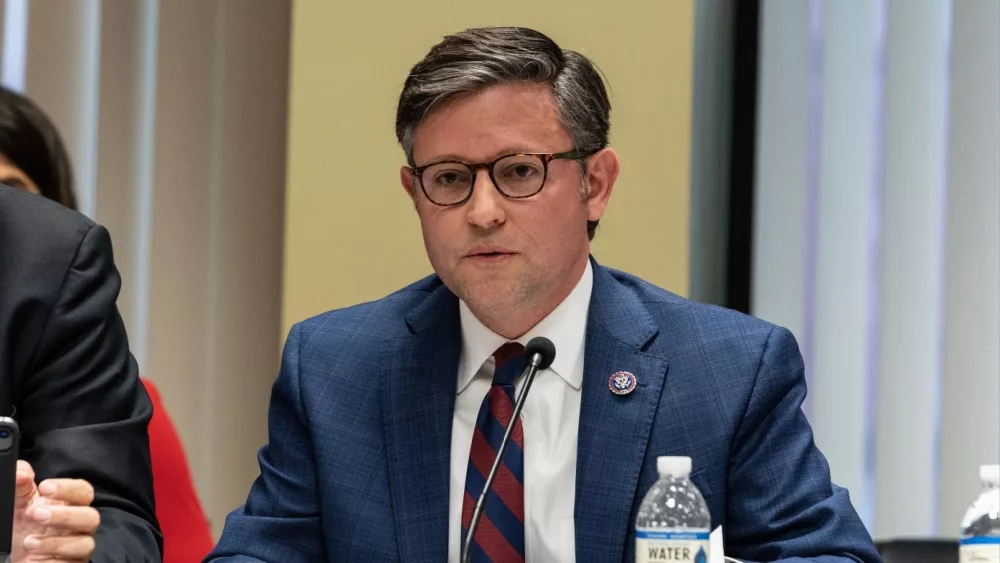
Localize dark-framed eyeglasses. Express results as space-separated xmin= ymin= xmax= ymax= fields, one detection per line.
xmin=410 ymin=149 xmax=598 ymax=207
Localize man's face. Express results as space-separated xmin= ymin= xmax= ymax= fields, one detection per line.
xmin=400 ymin=83 xmax=617 ymax=332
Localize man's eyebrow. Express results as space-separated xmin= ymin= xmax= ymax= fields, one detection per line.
xmin=418 ymin=147 xmax=547 ymax=166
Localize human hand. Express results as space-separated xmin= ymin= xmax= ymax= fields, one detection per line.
xmin=10 ymin=460 xmax=99 ymax=563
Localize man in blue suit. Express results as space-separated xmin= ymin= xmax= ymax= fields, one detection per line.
xmin=209 ymin=27 xmax=881 ymax=562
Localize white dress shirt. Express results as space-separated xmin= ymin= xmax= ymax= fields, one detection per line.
xmin=448 ymin=261 xmax=593 ymax=562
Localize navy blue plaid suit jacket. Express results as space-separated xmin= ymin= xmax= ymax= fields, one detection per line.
xmin=207 ymin=259 xmax=881 ymax=562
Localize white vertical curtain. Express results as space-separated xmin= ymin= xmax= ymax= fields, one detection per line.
xmin=754 ymin=0 xmax=999 ymax=541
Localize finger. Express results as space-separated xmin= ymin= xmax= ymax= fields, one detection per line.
xmin=15 ymin=460 xmax=37 ymax=506
xmin=28 ymin=505 xmax=101 ymax=534
xmin=24 ymin=533 xmax=96 ymax=560
xmin=37 ymin=479 xmax=95 ymax=506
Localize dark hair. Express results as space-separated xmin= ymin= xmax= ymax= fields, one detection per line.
xmin=0 ymin=86 xmax=76 ymax=210
xmin=396 ymin=27 xmax=610 ymax=240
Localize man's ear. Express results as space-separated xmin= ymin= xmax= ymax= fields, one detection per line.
xmin=400 ymin=166 xmax=418 ymax=201
xmin=584 ymin=148 xmax=619 ymax=222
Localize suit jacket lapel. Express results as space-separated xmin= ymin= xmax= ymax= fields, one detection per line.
xmin=575 ymin=261 xmax=669 ymax=562
xmin=383 ymin=281 xmax=460 ymax=562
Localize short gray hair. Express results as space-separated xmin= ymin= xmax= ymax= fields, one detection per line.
xmin=395 ymin=27 xmax=611 ymax=240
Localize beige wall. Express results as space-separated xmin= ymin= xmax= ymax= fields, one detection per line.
xmin=284 ymin=0 xmax=694 ymax=331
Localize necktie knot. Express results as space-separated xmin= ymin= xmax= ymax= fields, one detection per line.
xmin=492 ymin=342 xmax=524 ymax=387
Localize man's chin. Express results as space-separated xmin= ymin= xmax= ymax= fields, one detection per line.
xmin=454 ymin=278 xmax=524 ymax=312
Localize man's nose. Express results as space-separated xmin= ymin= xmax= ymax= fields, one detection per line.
xmin=465 ymin=169 xmax=505 ymax=229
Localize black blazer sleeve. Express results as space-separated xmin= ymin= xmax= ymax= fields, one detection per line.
xmin=13 ymin=221 xmax=162 ymax=562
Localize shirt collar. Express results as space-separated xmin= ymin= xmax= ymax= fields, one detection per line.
xmin=457 ymin=260 xmax=593 ymax=393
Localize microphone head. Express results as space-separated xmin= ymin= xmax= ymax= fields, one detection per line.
xmin=524 ymin=337 xmax=556 ymax=370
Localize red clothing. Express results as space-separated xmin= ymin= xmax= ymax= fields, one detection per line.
xmin=142 ymin=378 xmax=215 ymax=562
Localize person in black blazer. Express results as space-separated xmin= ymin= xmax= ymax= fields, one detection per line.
xmin=0 ymin=184 xmax=162 ymax=561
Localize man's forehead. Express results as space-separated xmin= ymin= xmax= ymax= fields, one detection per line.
xmin=411 ymin=83 xmax=570 ymax=163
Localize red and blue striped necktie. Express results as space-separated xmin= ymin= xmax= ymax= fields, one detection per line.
xmin=462 ymin=342 xmax=526 ymax=562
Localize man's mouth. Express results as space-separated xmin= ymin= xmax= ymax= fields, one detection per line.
xmin=466 ymin=247 xmax=517 ymax=262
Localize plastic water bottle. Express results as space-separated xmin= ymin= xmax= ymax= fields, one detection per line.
xmin=635 ymin=456 xmax=710 ymax=563
xmin=960 ymin=464 xmax=1000 ymax=563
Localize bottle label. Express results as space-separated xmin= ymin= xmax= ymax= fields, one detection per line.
xmin=635 ymin=529 xmax=709 ymax=563
xmin=961 ymin=537 xmax=1000 ymax=563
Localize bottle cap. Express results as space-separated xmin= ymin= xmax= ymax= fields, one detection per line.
xmin=980 ymin=464 xmax=1000 ymax=485
xmin=657 ymin=456 xmax=692 ymax=477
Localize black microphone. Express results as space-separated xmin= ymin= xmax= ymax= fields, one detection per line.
xmin=462 ymin=336 xmax=556 ymax=563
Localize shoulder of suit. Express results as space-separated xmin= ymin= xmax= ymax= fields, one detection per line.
xmin=0 ymin=188 xmax=106 ymax=351
xmin=291 ymin=273 xmax=443 ymax=346
xmin=0 ymin=185 xmax=96 ymax=250
xmin=600 ymin=264 xmax=779 ymax=346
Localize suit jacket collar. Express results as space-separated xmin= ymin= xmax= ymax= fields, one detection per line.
xmin=585 ymin=257 xmax=660 ymax=350
xmin=384 ymin=280 xmax=460 ymax=562
xmin=574 ymin=258 xmax=669 ymax=561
